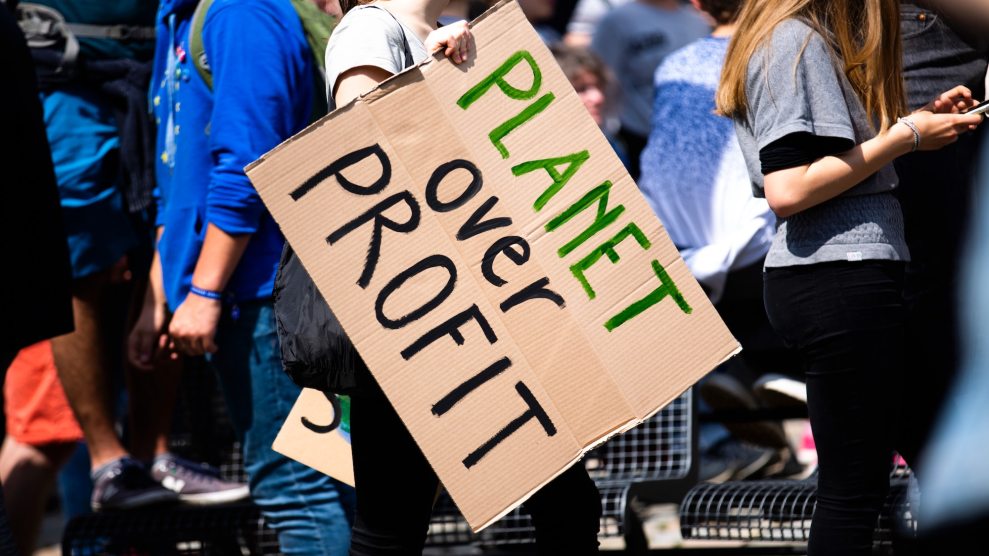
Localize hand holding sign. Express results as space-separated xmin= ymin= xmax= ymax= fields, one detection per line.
xmin=250 ymin=0 xmax=738 ymax=530
xmin=426 ymin=19 xmax=471 ymax=64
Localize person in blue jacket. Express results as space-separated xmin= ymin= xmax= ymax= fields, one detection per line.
xmin=144 ymin=0 xmax=355 ymax=554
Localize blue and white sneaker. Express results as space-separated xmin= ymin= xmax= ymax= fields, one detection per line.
xmin=151 ymin=453 xmax=250 ymax=505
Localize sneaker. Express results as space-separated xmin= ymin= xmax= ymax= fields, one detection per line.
xmin=726 ymin=441 xmax=777 ymax=481
xmin=91 ymin=457 xmax=179 ymax=511
xmin=699 ymin=450 xmax=735 ymax=484
xmin=151 ymin=453 xmax=250 ymax=505
xmin=753 ymin=373 xmax=807 ymax=408
xmin=700 ymin=373 xmax=789 ymax=449
xmin=702 ymin=438 xmax=775 ymax=482
xmin=756 ymin=446 xmax=813 ymax=480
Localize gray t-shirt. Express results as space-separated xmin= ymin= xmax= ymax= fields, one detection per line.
xmin=734 ymin=18 xmax=909 ymax=267
xmin=324 ymin=5 xmax=429 ymax=109
xmin=591 ymin=2 xmax=709 ymax=136
xmin=566 ymin=0 xmax=633 ymax=37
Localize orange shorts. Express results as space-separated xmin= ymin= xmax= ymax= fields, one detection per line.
xmin=4 ymin=341 xmax=83 ymax=445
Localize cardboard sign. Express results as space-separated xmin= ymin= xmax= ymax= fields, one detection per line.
xmin=273 ymin=390 xmax=354 ymax=487
xmin=248 ymin=0 xmax=739 ymax=531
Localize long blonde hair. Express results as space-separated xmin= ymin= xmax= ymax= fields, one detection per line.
xmin=717 ymin=0 xmax=906 ymax=132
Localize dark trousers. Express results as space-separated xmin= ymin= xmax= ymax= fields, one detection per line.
xmin=716 ymin=259 xmax=800 ymax=383
xmin=348 ymin=369 xmax=602 ymax=555
xmin=764 ymin=261 xmax=907 ymax=556
xmin=617 ymin=127 xmax=648 ymax=182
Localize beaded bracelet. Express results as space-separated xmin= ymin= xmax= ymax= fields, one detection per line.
xmin=897 ymin=117 xmax=921 ymax=152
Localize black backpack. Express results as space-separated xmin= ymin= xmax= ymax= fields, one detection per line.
xmin=273 ymin=245 xmax=367 ymax=394
xmin=273 ymin=5 xmax=413 ymax=394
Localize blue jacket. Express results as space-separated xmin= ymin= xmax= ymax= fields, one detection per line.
xmin=151 ymin=0 xmax=313 ymax=310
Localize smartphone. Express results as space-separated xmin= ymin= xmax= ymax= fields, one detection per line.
xmin=964 ymin=99 xmax=989 ymax=116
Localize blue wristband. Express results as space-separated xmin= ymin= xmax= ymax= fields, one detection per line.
xmin=190 ymin=285 xmax=224 ymax=300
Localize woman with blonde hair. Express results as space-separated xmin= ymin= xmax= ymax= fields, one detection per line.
xmin=717 ymin=0 xmax=982 ymax=553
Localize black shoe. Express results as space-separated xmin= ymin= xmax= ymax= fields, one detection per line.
xmin=753 ymin=374 xmax=807 ymax=408
xmin=91 ymin=457 xmax=179 ymax=511
xmin=755 ymin=447 xmax=811 ymax=480
xmin=699 ymin=453 xmax=734 ymax=483
xmin=702 ymin=438 xmax=776 ymax=483
xmin=700 ymin=373 xmax=789 ymax=449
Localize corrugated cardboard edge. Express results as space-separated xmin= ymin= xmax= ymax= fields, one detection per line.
xmin=476 ymin=341 xmax=740 ymax=531
xmin=473 ymin=452 xmax=586 ymax=530
xmin=245 ymin=69 xmax=427 ymax=174
xmin=247 ymin=0 xmax=743 ymax=532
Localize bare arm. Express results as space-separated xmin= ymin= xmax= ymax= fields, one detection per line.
xmin=764 ymin=124 xmax=914 ymax=217
xmin=333 ymin=65 xmax=395 ymax=107
xmin=167 ymin=224 xmax=250 ymax=356
xmin=332 ymin=20 xmax=471 ymax=107
xmin=765 ymin=110 xmax=983 ymax=218
xmin=128 ymin=226 xmax=168 ymax=370
xmin=188 ymin=224 xmax=251 ymax=292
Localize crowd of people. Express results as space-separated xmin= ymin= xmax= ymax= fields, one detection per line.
xmin=1 ymin=0 xmax=988 ymax=554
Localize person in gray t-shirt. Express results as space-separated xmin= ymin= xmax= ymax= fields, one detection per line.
xmin=325 ymin=3 xmax=430 ymax=108
xmin=718 ymin=2 xmax=982 ymax=554
xmin=590 ymin=0 xmax=708 ymax=177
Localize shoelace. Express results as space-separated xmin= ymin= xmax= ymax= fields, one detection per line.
xmin=160 ymin=458 xmax=225 ymax=483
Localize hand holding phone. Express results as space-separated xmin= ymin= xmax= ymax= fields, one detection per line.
xmin=964 ymin=99 xmax=989 ymax=117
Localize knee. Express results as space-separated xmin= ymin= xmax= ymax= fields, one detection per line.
xmin=349 ymin=517 xmax=428 ymax=556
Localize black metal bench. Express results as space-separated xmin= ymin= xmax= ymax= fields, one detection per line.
xmin=679 ymin=464 xmax=915 ymax=554
xmin=62 ymin=366 xmax=281 ymax=556
xmin=63 ymin=374 xmax=698 ymax=554
xmin=61 ymin=501 xmax=279 ymax=555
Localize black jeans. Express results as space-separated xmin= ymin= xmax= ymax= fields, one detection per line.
xmin=348 ymin=369 xmax=602 ymax=555
xmin=764 ymin=261 xmax=907 ymax=556
xmin=716 ymin=258 xmax=800 ymax=383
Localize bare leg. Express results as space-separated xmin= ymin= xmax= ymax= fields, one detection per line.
xmin=0 ymin=350 xmax=18 ymax=556
xmin=127 ymin=356 xmax=182 ymax=461
xmin=0 ymin=438 xmax=76 ymax=556
xmin=50 ymin=270 xmax=128 ymax=469
xmin=124 ymin=262 xmax=182 ymax=462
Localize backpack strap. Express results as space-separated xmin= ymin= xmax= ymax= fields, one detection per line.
xmin=188 ymin=0 xmax=214 ymax=90
xmin=187 ymin=0 xmax=334 ymax=121
xmin=16 ymin=2 xmax=80 ymax=68
xmin=287 ymin=0 xmax=336 ymax=119
xmin=289 ymin=0 xmax=335 ymax=73
xmin=362 ymin=4 xmax=414 ymax=70
xmin=17 ymin=2 xmax=154 ymax=60
xmin=65 ymin=22 xmax=155 ymax=40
